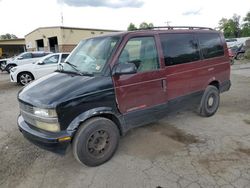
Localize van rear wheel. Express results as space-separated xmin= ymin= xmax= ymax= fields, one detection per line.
xmin=73 ymin=117 xmax=119 ymax=167
xmin=198 ymin=85 xmax=220 ymax=117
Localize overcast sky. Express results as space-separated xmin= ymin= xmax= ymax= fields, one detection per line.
xmin=0 ymin=0 xmax=249 ymax=38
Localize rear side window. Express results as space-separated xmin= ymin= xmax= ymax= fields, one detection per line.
xmin=160 ymin=34 xmax=200 ymax=66
xmin=198 ymin=33 xmax=224 ymax=59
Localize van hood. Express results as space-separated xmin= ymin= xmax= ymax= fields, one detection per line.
xmin=18 ymin=72 xmax=114 ymax=108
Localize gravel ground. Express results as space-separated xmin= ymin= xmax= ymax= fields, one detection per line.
xmin=0 ymin=62 xmax=250 ymax=188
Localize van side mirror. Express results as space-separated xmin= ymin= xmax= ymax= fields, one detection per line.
xmin=112 ymin=63 xmax=137 ymax=76
xmin=17 ymin=56 xmax=23 ymax=60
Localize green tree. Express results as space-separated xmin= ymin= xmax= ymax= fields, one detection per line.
xmin=218 ymin=14 xmax=241 ymax=38
xmin=218 ymin=12 xmax=250 ymax=38
xmin=243 ymin=11 xmax=250 ymax=27
xmin=241 ymin=11 xmax=250 ymax=37
xmin=127 ymin=23 xmax=137 ymax=31
xmin=139 ymin=22 xmax=154 ymax=29
xmin=0 ymin=33 xmax=18 ymax=40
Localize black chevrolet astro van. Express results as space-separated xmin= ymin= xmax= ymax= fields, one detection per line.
xmin=18 ymin=27 xmax=231 ymax=166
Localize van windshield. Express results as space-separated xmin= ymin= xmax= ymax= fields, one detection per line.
xmin=62 ymin=36 xmax=120 ymax=75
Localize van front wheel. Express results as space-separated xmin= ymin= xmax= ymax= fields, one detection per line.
xmin=198 ymin=85 xmax=220 ymax=117
xmin=73 ymin=117 xmax=120 ymax=167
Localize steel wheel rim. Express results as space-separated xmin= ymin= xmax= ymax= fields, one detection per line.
xmin=20 ymin=74 xmax=32 ymax=85
xmin=87 ymin=130 xmax=110 ymax=157
xmin=208 ymin=96 xmax=214 ymax=107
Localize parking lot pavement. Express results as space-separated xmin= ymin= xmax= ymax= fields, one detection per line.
xmin=0 ymin=63 xmax=250 ymax=188
xmin=232 ymin=62 xmax=250 ymax=77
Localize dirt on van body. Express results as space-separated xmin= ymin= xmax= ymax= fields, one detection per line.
xmin=0 ymin=61 xmax=250 ymax=188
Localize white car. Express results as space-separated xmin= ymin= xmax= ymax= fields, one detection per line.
xmin=1 ymin=51 xmax=51 ymax=73
xmin=10 ymin=53 xmax=69 ymax=86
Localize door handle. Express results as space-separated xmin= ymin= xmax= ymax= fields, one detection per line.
xmin=161 ymin=79 xmax=167 ymax=92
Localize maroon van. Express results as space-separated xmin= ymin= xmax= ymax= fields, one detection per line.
xmin=18 ymin=26 xmax=231 ymax=166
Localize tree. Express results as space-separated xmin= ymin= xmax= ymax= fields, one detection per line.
xmin=241 ymin=11 xmax=250 ymax=37
xmin=127 ymin=22 xmax=154 ymax=31
xmin=218 ymin=14 xmax=241 ymax=38
xmin=127 ymin=23 xmax=137 ymax=31
xmin=243 ymin=11 xmax=250 ymax=27
xmin=139 ymin=22 xmax=154 ymax=29
xmin=0 ymin=33 xmax=18 ymax=40
xmin=218 ymin=12 xmax=250 ymax=38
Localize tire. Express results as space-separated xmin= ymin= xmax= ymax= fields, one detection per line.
xmin=18 ymin=72 xmax=34 ymax=86
xmin=198 ymin=85 xmax=220 ymax=117
xmin=6 ymin=65 xmax=15 ymax=73
xmin=73 ymin=117 xmax=120 ymax=167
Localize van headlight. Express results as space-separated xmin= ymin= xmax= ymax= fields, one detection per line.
xmin=34 ymin=108 xmax=57 ymax=118
xmin=33 ymin=108 xmax=59 ymax=132
xmin=35 ymin=121 xmax=60 ymax=132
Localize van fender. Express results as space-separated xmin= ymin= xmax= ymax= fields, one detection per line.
xmin=67 ymin=107 xmax=127 ymax=134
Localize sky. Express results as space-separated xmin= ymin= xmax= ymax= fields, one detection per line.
xmin=0 ymin=0 xmax=249 ymax=38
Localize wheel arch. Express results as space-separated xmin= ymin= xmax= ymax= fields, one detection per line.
xmin=7 ymin=63 xmax=17 ymax=67
xmin=208 ymin=80 xmax=220 ymax=90
xmin=5 ymin=63 xmax=17 ymax=72
xmin=67 ymin=107 xmax=127 ymax=136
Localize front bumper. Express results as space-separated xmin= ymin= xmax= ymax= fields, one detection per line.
xmin=18 ymin=115 xmax=75 ymax=154
xmin=10 ymin=71 xmax=17 ymax=82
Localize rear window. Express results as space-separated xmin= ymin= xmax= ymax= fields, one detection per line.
xmin=160 ymin=33 xmax=200 ymax=66
xmin=198 ymin=33 xmax=224 ymax=59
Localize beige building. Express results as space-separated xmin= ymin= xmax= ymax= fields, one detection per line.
xmin=25 ymin=26 xmax=120 ymax=53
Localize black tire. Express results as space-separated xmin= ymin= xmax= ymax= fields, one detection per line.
xmin=18 ymin=72 xmax=34 ymax=86
xmin=198 ymin=85 xmax=220 ymax=117
xmin=73 ymin=117 xmax=120 ymax=167
xmin=6 ymin=65 xmax=15 ymax=73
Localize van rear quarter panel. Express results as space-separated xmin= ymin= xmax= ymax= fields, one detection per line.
xmin=162 ymin=40 xmax=230 ymax=100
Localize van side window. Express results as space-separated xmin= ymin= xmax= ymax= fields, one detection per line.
xmin=118 ymin=37 xmax=159 ymax=72
xmin=160 ymin=34 xmax=200 ymax=66
xmin=198 ymin=33 xmax=224 ymax=59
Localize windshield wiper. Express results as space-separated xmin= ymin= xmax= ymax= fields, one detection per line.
xmin=58 ymin=62 xmax=94 ymax=76
xmin=64 ymin=61 xmax=83 ymax=76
